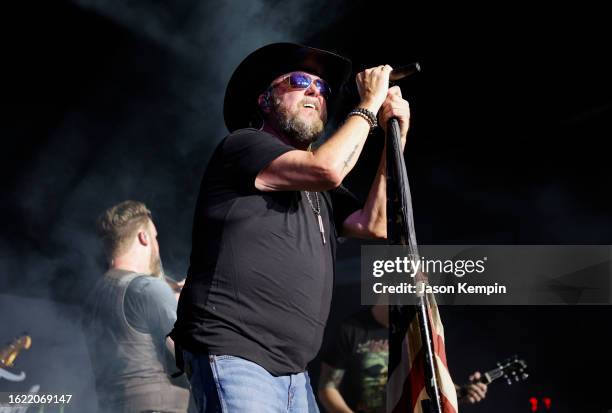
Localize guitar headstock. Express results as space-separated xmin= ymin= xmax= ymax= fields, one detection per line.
xmin=0 ymin=335 xmax=32 ymax=368
xmin=483 ymin=355 xmax=528 ymax=385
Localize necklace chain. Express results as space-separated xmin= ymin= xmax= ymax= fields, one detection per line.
xmin=304 ymin=191 xmax=321 ymax=215
xmin=304 ymin=191 xmax=326 ymax=244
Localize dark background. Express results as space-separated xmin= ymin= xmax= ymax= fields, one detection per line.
xmin=2 ymin=1 xmax=611 ymax=412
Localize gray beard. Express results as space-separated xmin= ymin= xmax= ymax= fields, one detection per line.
xmin=272 ymin=101 xmax=324 ymax=145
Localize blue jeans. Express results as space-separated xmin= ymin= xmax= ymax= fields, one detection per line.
xmin=182 ymin=350 xmax=320 ymax=413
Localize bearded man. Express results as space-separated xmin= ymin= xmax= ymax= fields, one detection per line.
xmin=171 ymin=43 xmax=410 ymax=413
xmin=83 ymin=200 xmax=190 ymax=413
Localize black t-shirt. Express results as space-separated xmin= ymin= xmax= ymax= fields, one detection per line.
xmin=322 ymin=307 xmax=389 ymax=413
xmin=171 ymin=128 xmax=360 ymax=376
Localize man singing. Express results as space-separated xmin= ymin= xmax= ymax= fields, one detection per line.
xmin=171 ymin=43 xmax=410 ymax=412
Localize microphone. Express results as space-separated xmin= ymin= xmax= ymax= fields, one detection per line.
xmin=339 ymin=62 xmax=422 ymax=103
xmin=389 ymin=62 xmax=421 ymax=82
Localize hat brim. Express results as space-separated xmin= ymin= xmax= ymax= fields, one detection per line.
xmin=223 ymin=43 xmax=352 ymax=132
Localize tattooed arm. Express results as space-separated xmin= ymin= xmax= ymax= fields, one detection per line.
xmin=318 ymin=362 xmax=354 ymax=413
xmin=255 ymin=66 xmax=391 ymax=192
xmin=340 ymin=140 xmax=387 ymax=239
xmin=341 ymin=86 xmax=409 ymax=239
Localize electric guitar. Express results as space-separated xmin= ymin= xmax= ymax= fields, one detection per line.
xmin=0 ymin=335 xmax=32 ymax=368
xmin=456 ymin=355 xmax=528 ymax=402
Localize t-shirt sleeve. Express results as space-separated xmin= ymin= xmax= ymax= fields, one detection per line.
xmin=322 ymin=321 xmax=354 ymax=369
xmin=124 ymin=276 xmax=177 ymax=339
xmin=222 ymin=128 xmax=294 ymax=192
xmin=330 ymin=185 xmax=363 ymax=233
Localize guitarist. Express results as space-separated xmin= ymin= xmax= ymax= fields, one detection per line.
xmin=318 ymin=305 xmax=487 ymax=413
xmin=82 ymin=201 xmax=190 ymax=413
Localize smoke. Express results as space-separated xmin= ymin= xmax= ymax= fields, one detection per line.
xmin=71 ymin=0 xmax=351 ymax=150
xmin=0 ymin=0 xmax=351 ymax=304
xmin=0 ymin=1 xmax=352 ymax=409
xmin=0 ymin=294 xmax=96 ymax=411
xmin=2 ymin=2 xmax=612 ymax=412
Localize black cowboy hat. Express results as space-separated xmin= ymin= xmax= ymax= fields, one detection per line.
xmin=223 ymin=42 xmax=352 ymax=132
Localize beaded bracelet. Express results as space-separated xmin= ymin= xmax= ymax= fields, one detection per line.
xmin=348 ymin=111 xmax=375 ymax=128
xmin=347 ymin=107 xmax=378 ymax=129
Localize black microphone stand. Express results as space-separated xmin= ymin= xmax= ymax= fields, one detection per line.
xmin=386 ymin=117 xmax=442 ymax=413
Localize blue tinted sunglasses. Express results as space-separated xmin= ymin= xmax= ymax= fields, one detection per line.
xmin=271 ymin=72 xmax=332 ymax=99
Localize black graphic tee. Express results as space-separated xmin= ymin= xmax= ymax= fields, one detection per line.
xmin=322 ymin=307 xmax=389 ymax=413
